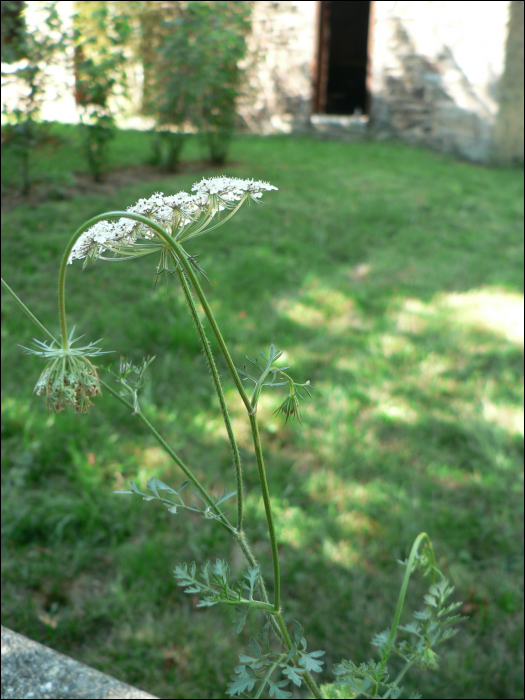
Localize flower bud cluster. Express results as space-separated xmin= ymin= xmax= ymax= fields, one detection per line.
xmin=68 ymin=176 xmax=277 ymax=265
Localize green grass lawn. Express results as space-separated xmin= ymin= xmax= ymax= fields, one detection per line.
xmin=1 ymin=125 xmax=523 ymax=699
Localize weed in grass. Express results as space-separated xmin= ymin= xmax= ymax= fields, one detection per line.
xmin=2 ymin=133 xmax=523 ymax=700
xmin=2 ymin=172 xmax=468 ymax=700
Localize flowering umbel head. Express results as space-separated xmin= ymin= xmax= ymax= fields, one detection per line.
xmin=21 ymin=329 xmax=111 ymax=414
xmin=67 ymin=176 xmax=278 ymax=275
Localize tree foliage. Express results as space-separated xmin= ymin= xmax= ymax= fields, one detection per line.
xmin=1 ymin=1 xmax=67 ymax=194
xmin=140 ymin=0 xmax=252 ymax=167
xmin=73 ymin=1 xmax=136 ymax=181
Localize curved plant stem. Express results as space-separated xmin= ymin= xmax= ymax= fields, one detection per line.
xmin=58 ymin=212 xmax=253 ymax=407
xmin=175 ymin=264 xmax=244 ymax=532
xmin=250 ymin=362 xmax=276 ymax=408
xmin=384 ymin=532 xmax=436 ymax=654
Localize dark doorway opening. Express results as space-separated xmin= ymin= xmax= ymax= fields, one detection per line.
xmin=315 ymin=1 xmax=371 ymax=115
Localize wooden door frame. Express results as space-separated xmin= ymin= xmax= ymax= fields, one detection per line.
xmin=313 ymin=0 xmax=330 ymax=114
xmin=365 ymin=0 xmax=375 ymax=115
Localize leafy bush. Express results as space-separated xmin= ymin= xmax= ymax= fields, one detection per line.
xmin=141 ymin=0 xmax=252 ymax=168
xmin=73 ymin=2 xmax=134 ymax=182
xmin=1 ymin=1 xmax=66 ymax=194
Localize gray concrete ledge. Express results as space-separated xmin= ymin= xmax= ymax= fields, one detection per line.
xmin=1 ymin=627 xmax=158 ymax=699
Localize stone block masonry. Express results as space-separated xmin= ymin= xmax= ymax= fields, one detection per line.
xmin=1 ymin=626 xmax=158 ymax=700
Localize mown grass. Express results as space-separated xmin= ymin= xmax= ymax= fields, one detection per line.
xmin=1 ymin=125 xmax=523 ymax=699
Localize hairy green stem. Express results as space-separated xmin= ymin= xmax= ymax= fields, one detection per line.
xmin=235 ymin=531 xmax=284 ymax=643
xmin=175 ymin=258 xmax=253 ymax=413
xmin=254 ymin=654 xmax=287 ymax=700
xmin=386 ymin=659 xmax=414 ymax=696
xmin=250 ymin=362 xmax=275 ymax=408
xmin=226 ymin=599 xmax=276 ymax=613
xmin=175 ymin=265 xmax=244 ymax=532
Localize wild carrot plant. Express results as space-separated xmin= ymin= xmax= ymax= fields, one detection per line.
xmin=1 ymin=176 xmax=464 ymax=699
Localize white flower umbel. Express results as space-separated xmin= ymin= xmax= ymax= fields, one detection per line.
xmin=68 ymin=177 xmax=278 ymax=267
xmin=178 ymin=177 xmax=278 ymax=244
xmin=20 ymin=328 xmax=111 ymax=414
xmin=190 ymin=176 xmax=278 ymax=205
xmin=67 ymin=218 xmax=150 ymax=267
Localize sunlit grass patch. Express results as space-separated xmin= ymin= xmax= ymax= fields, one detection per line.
xmin=276 ymin=283 xmax=371 ymax=334
xmin=481 ymin=396 xmax=524 ymax=436
xmin=437 ymin=287 xmax=524 ymax=347
xmin=391 ymin=287 xmax=524 ymax=348
xmin=306 ymin=470 xmax=389 ymax=510
xmin=321 ymin=537 xmax=363 ymax=570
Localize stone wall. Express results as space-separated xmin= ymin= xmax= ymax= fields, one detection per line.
xmin=493 ymin=1 xmax=524 ymax=164
xmin=239 ymin=0 xmax=523 ymax=164
xmin=369 ymin=1 xmax=512 ymax=162
xmin=1 ymin=626 xmax=157 ymax=699
xmin=237 ymin=0 xmax=318 ymax=134
xmin=3 ymin=1 xmax=522 ymax=164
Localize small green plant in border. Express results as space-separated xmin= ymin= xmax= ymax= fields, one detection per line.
xmin=141 ymin=1 xmax=251 ymax=168
xmin=73 ymin=2 xmax=133 ymax=182
xmin=1 ymin=1 xmax=66 ymax=195
xmin=1 ymin=176 xmax=464 ymax=699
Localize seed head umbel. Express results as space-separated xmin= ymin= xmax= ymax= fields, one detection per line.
xmin=20 ymin=329 xmax=112 ymax=414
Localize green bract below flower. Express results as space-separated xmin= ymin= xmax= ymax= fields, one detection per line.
xmin=20 ymin=329 xmax=111 ymax=414
xmin=67 ymin=176 xmax=278 ymax=267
